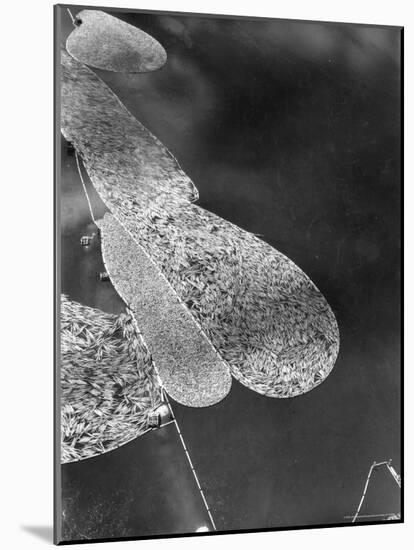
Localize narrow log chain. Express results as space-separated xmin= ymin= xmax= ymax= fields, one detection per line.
xmin=345 ymin=513 xmax=399 ymax=520
xmin=163 ymin=390 xmax=217 ymax=531
xmin=352 ymin=461 xmax=378 ymax=523
xmin=352 ymin=460 xmax=401 ymax=523
xmin=66 ymin=8 xmax=76 ymax=26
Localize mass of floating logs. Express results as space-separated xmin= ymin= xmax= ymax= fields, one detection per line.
xmin=97 ymin=213 xmax=232 ymax=408
xmin=60 ymin=47 xmax=197 ymax=213
xmin=61 ymin=28 xmax=339 ymax=405
xmin=60 ymin=295 xmax=163 ymax=463
xmin=66 ymin=9 xmax=167 ymax=73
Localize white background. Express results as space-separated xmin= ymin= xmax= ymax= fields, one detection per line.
xmin=0 ymin=0 xmax=410 ymax=548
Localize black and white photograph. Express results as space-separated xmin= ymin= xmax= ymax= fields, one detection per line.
xmin=53 ymin=2 xmax=402 ymax=545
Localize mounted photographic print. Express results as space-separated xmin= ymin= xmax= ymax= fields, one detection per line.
xmin=54 ymin=4 xmax=403 ymax=544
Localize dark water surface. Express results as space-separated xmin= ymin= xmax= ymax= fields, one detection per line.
xmin=59 ymin=8 xmax=401 ymax=539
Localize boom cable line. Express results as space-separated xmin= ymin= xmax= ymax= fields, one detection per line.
xmin=66 ymin=7 xmax=76 ymax=26
xmin=75 ymin=151 xmax=98 ymax=226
